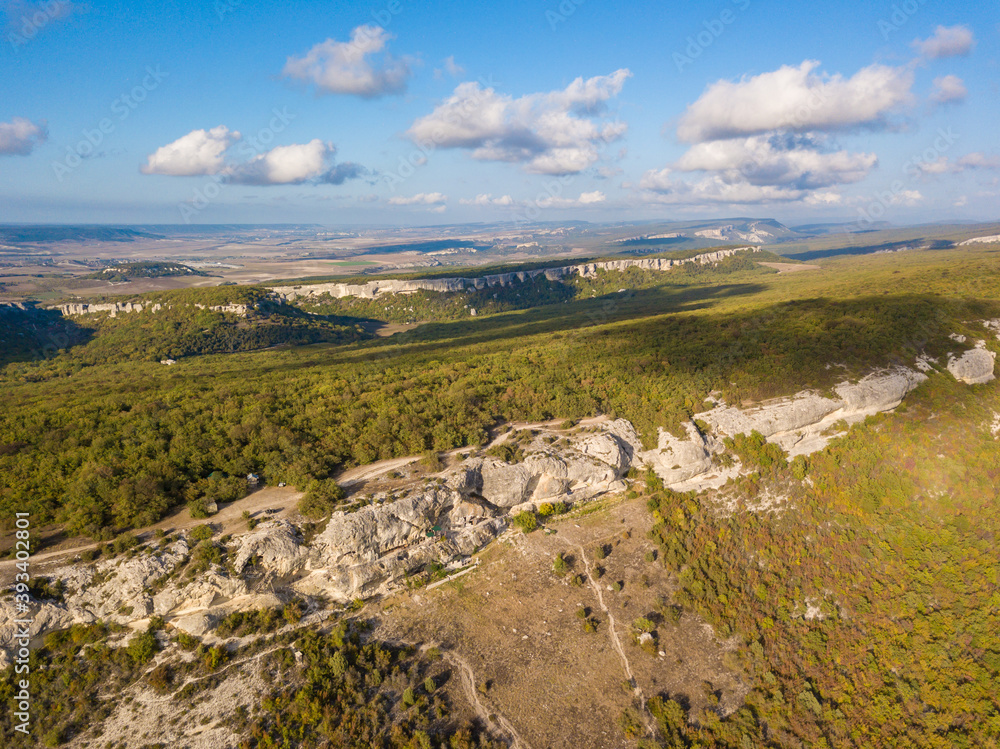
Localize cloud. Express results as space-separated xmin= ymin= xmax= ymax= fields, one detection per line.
xmin=0 ymin=117 xmax=47 ymax=155
xmin=320 ymin=161 xmax=369 ymax=185
xmin=406 ymin=69 xmax=631 ymax=175
xmin=387 ymin=192 xmax=448 ymax=211
xmin=227 ymin=139 xmax=332 ymax=185
xmin=459 ymin=191 xmax=606 ymax=209
xmin=912 ymin=152 xmax=1000 ymax=176
xmin=639 ymin=171 xmax=814 ymax=205
xmin=282 ymin=25 xmax=412 ymax=98
xmin=537 ymin=190 xmax=607 ymax=208
xmin=460 ymin=193 xmax=516 ymax=207
xmin=4 ymin=1 xmax=81 ymax=35
xmin=957 ymin=152 xmax=1000 ymax=169
xmin=930 ymin=74 xmax=967 ymax=105
xmin=143 ymin=128 xmax=368 ymax=186
xmin=912 ymin=25 xmax=976 ymax=59
xmin=676 ymin=61 xmax=914 ymax=143
xmin=435 ymin=55 xmax=465 ymax=79
xmin=675 ymin=134 xmax=877 ymax=190
xmin=141 ymin=125 xmax=239 ymax=176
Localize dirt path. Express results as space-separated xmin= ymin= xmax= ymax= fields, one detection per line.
xmin=444 ymin=650 xmax=533 ymax=749
xmin=337 ymin=456 xmax=422 ymax=487
xmin=0 ymin=486 xmax=302 ymax=581
xmin=576 ymin=541 xmax=658 ymax=739
xmin=759 ymin=262 xmax=821 ymax=273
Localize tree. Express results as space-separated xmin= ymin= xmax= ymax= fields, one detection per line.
xmin=298 ymin=479 xmax=346 ymax=518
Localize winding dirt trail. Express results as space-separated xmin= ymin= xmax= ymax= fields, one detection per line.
xmin=444 ymin=651 xmax=533 ymax=749
xmin=576 ymin=541 xmax=658 ymax=739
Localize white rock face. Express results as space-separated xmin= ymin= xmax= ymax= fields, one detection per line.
xmin=232 ymin=520 xmax=305 ymax=576
xmin=269 ymin=248 xmax=758 ymax=302
xmin=947 ymin=347 xmax=996 ymax=384
xmin=0 ymin=361 xmax=941 ymax=659
xmin=640 ymin=421 xmax=716 ymax=485
xmin=701 ymin=368 xmax=927 ymax=457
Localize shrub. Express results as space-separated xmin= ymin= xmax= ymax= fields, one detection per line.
xmin=619 ymin=708 xmax=644 ymax=739
xmin=633 ymin=617 xmax=656 ymax=634
xmin=402 ymin=686 xmax=416 ymax=707
xmin=791 ymin=454 xmax=810 ymax=480
xmin=423 ymin=676 xmax=436 ymax=694
xmin=538 ymin=501 xmax=567 ymax=517
xmin=512 ymin=512 xmax=537 ymax=534
xmin=553 ymin=553 xmax=570 ymax=576
xmin=485 ymin=443 xmax=524 ymax=464
xmin=298 ymin=479 xmax=345 ymax=518
xmin=420 ymin=451 xmax=443 ymax=471
xmin=189 ymin=524 xmax=214 ymax=542
xmin=125 ymin=630 xmax=158 ymax=666
xmin=203 ymin=644 xmax=228 ymax=670
xmin=148 ymin=663 xmax=174 ymax=694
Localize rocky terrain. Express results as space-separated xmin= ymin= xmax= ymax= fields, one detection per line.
xmin=40 ymin=247 xmax=757 ymax=319
xmin=5 ymin=330 xmax=997 ymax=663
xmin=269 ymin=247 xmax=758 ymax=302
xmin=53 ymin=300 xmax=253 ymax=317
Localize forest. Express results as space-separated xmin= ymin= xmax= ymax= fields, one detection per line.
xmin=1 ymin=244 xmax=999 ymax=746
xmin=1 ymin=247 xmax=997 ymax=538
xmin=642 ymin=365 xmax=1000 ymax=748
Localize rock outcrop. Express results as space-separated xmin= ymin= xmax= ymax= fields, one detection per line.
xmin=640 ymin=421 xmax=718 ymax=485
xmin=700 ymin=368 xmax=927 ymax=457
xmin=53 ymin=302 xmax=252 ymax=317
xmin=269 ymin=248 xmax=759 ymax=302
xmin=2 ymin=359 xmax=962 ymax=660
xmin=947 ymin=346 xmax=996 ymax=385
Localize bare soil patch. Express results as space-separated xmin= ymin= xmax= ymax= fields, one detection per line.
xmin=372 ymin=494 xmax=747 ymax=749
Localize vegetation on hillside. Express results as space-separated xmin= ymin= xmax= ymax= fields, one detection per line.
xmin=0 ymin=618 xmax=502 ymax=748
xmin=643 ymin=371 xmax=1000 ymax=748
xmin=85 ymin=261 xmax=207 ymax=281
xmin=0 ymin=248 xmax=997 ymax=541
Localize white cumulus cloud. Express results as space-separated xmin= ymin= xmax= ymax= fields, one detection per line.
xmin=930 ymin=74 xmax=967 ymax=105
xmin=141 ymin=125 xmax=239 ymax=176
xmin=675 ymin=135 xmax=877 ymax=190
xmin=912 ymin=25 xmax=976 ymax=59
xmin=460 ymin=194 xmax=516 ymax=207
xmin=387 ymin=193 xmax=448 ymax=212
xmin=227 ymin=139 xmax=332 ymax=185
xmin=143 ymin=128 xmax=367 ymax=186
xmin=0 ymin=117 xmax=47 ymax=155
xmin=406 ymin=69 xmax=631 ymax=175
xmin=957 ymin=152 xmax=1000 ymax=170
xmin=676 ymin=61 xmax=914 ymax=143
xmin=282 ymin=25 xmax=412 ymax=98
xmin=536 ymin=190 xmax=607 ymax=208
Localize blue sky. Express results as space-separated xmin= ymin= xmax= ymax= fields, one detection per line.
xmin=1 ymin=0 xmax=997 ymax=226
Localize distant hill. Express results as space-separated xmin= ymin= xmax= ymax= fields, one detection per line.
xmin=85 ymin=261 xmax=207 ymax=282
xmin=0 ymin=225 xmax=163 ymax=244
